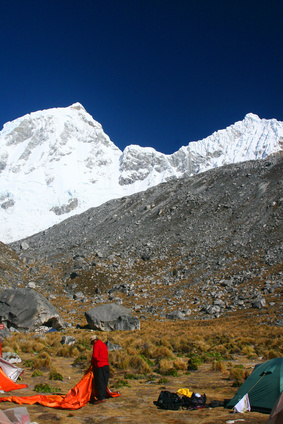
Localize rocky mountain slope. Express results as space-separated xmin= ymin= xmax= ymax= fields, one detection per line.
xmin=3 ymin=153 xmax=282 ymax=327
xmin=1 ymin=103 xmax=282 ymax=243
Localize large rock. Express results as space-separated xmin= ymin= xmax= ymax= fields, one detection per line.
xmin=0 ymin=325 xmax=11 ymax=342
xmin=0 ymin=288 xmax=65 ymax=331
xmin=85 ymin=303 xmax=140 ymax=331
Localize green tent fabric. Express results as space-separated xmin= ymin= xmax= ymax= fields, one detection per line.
xmin=226 ymin=358 xmax=283 ymax=414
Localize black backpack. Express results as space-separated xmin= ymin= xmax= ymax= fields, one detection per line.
xmin=181 ymin=392 xmax=206 ymax=409
xmin=154 ymin=390 xmax=183 ymax=410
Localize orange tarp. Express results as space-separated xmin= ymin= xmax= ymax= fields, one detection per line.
xmin=0 ymin=366 xmax=27 ymax=392
xmin=0 ymin=367 xmax=120 ymax=410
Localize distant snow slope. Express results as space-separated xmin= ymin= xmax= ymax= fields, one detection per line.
xmin=0 ymin=103 xmax=282 ymax=243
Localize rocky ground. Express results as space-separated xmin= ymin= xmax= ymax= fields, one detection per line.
xmin=0 ymin=153 xmax=281 ymax=328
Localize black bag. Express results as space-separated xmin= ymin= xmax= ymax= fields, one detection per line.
xmin=182 ymin=392 xmax=206 ymax=409
xmin=154 ymin=390 xmax=183 ymax=410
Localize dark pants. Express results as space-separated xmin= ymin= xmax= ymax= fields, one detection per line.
xmin=93 ymin=365 xmax=109 ymax=400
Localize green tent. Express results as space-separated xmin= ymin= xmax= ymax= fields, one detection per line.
xmin=226 ymin=358 xmax=283 ymax=414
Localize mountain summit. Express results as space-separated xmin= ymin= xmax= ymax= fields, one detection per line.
xmin=0 ymin=103 xmax=282 ymax=243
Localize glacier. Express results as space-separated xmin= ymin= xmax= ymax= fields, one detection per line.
xmin=0 ymin=103 xmax=282 ymax=243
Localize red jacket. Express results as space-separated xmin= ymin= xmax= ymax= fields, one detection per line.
xmin=91 ymin=339 xmax=109 ymax=368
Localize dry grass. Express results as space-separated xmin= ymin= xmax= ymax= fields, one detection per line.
xmin=29 ymin=352 xmax=53 ymax=371
xmin=0 ymin=314 xmax=279 ymax=424
xmin=3 ymin=314 xmax=283 ymax=378
xmin=56 ymin=345 xmax=80 ymax=357
xmin=173 ymin=357 xmax=187 ymax=370
xmin=211 ymin=360 xmax=227 ymax=373
xmin=158 ymin=358 xmax=175 ymax=374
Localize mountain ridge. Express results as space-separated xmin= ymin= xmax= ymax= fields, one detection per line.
xmin=1 ymin=103 xmax=282 ymax=243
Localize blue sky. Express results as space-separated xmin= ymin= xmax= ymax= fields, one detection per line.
xmin=1 ymin=0 xmax=282 ymax=154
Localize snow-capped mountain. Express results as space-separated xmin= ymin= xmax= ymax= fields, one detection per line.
xmin=0 ymin=103 xmax=282 ymax=243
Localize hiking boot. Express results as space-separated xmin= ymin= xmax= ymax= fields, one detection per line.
xmin=92 ymin=399 xmax=106 ymax=405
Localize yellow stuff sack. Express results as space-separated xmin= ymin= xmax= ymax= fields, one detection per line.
xmin=177 ymin=388 xmax=193 ymax=398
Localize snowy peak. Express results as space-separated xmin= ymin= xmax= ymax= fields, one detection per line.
xmin=120 ymin=113 xmax=283 ymax=181
xmin=1 ymin=103 xmax=120 ymax=172
xmin=0 ymin=105 xmax=283 ymax=243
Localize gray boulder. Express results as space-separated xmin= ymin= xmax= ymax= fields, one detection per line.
xmin=106 ymin=340 xmax=122 ymax=351
xmin=61 ymin=336 xmax=76 ymax=345
xmin=166 ymin=310 xmax=186 ymax=320
xmin=0 ymin=325 xmax=11 ymax=342
xmin=252 ymin=297 xmax=266 ymax=309
xmin=0 ymin=288 xmax=65 ymax=331
xmin=3 ymin=352 xmax=22 ymax=364
xmin=85 ymin=303 xmax=140 ymax=331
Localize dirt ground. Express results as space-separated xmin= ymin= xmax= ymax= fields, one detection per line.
xmin=0 ymin=355 xmax=269 ymax=424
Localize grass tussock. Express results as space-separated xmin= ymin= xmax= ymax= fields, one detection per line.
xmin=56 ymin=345 xmax=80 ymax=358
xmin=151 ymin=345 xmax=174 ymax=359
xmin=228 ymin=365 xmax=250 ymax=385
xmin=173 ymin=357 xmax=187 ymax=370
xmin=265 ymin=349 xmax=280 ymax=359
xmin=129 ymin=355 xmax=152 ymax=374
xmin=2 ymin=314 xmax=283 ymax=386
xmin=20 ymin=340 xmax=46 ymax=353
xmin=211 ymin=360 xmax=227 ymax=373
xmin=30 ymin=352 xmax=53 ymax=371
xmin=158 ymin=358 xmax=175 ymax=374
xmin=109 ymin=351 xmax=130 ymax=370
xmin=72 ymin=353 xmax=92 ymax=369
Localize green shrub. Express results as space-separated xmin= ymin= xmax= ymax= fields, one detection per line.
xmin=49 ymin=371 xmax=63 ymax=381
xmin=31 ymin=369 xmax=43 ymax=377
xmin=163 ymin=368 xmax=178 ymax=377
xmin=187 ymin=356 xmax=202 ymax=370
xmin=34 ymin=383 xmax=61 ymax=393
xmin=112 ymin=379 xmax=131 ymax=388
xmin=158 ymin=377 xmax=169 ymax=384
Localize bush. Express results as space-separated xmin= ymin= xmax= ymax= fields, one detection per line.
xmin=34 ymin=383 xmax=61 ymax=393
xmin=112 ymin=379 xmax=131 ymax=389
xmin=187 ymin=355 xmax=202 ymax=370
xmin=49 ymin=370 xmax=63 ymax=381
xmin=31 ymin=369 xmax=43 ymax=377
xmin=157 ymin=377 xmax=169 ymax=384
xmin=163 ymin=368 xmax=178 ymax=377
xmin=124 ymin=373 xmax=139 ymax=380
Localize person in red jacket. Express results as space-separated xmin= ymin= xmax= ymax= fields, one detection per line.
xmin=90 ymin=335 xmax=109 ymax=404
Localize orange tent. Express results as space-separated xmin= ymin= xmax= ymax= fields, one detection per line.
xmin=0 ymin=367 xmax=27 ymax=392
xmin=0 ymin=367 xmax=120 ymax=410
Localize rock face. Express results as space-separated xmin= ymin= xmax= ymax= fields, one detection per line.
xmin=0 ymin=289 xmax=65 ymax=331
xmin=85 ymin=303 xmax=140 ymax=331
